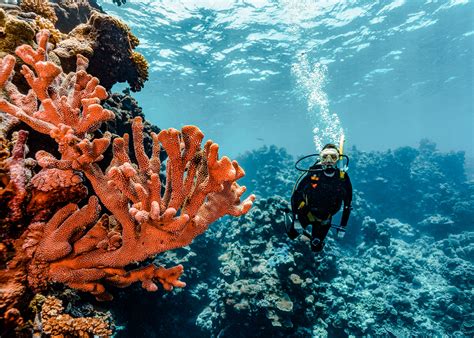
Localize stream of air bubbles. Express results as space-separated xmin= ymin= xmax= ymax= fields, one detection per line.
xmin=291 ymin=53 xmax=344 ymax=152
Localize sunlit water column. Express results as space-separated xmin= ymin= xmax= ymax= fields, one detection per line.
xmin=291 ymin=53 xmax=344 ymax=152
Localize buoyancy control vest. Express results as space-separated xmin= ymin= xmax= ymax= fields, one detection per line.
xmin=291 ymin=165 xmax=351 ymax=223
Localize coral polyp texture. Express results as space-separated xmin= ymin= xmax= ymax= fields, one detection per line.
xmin=40 ymin=295 xmax=112 ymax=336
xmin=20 ymin=0 xmax=58 ymax=24
xmin=0 ymin=29 xmax=255 ymax=306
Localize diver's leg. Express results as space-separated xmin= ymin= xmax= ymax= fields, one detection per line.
xmin=311 ymin=218 xmax=331 ymax=252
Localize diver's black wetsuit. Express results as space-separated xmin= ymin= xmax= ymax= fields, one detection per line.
xmin=290 ymin=163 xmax=352 ymax=252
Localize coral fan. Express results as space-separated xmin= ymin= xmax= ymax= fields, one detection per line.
xmin=0 ymin=29 xmax=254 ymax=303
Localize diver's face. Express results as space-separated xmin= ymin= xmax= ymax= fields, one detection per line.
xmin=320 ymin=148 xmax=339 ymax=166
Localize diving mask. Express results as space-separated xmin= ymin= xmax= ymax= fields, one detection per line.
xmin=320 ymin=148 xmax=339 ymax=166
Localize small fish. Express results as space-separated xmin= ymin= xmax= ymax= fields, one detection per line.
xmin=257 ymin=137 xmax=264 ymax=141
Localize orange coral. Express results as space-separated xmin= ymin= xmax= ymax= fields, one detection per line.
xmin=27 ymin=168 xmax=88 ymax=216
xmin=0 ymin=30 xmax=255 ymax=300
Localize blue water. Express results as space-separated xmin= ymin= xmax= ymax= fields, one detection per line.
xmin=99 ymin=0 xmax=473 ymax=159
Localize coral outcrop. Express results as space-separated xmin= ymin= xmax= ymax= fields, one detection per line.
xmin=236 ymin=145 xmax=296 ymax=199
xmin=54 ymin=10 xmax=148 ymax=91
xmin=0 ymin=28 xmax=254 ymax=319
xmin=39 ymin=295 xmax=112 ymax=336
xmin=0 ymin=4 xmax=147 ymax=92
xmin=20 ymin=0 xmax=58 ymax=24
xmin=191 ymin=190 xmax=472 ymax=336
xmin=52 ymin=0 xmax=98 ymax=33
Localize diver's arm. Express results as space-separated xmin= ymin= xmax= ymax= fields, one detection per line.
xmin=340 ymin=174 xmax=353 ymax=228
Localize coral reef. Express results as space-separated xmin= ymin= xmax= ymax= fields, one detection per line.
xmin=349 ymin=140 xmax=472 ymax=229
xmin=0 ymin=9 xmax=37 ymax=57
xmin=39 ymin=295 xmax=112 ymax=336
xmin=190 ymin=192 xmax=472 ymax=336
xmin=20 ymin=0 xmax=58 ymax=24
xmin=0 ymin=30 xmax=254 ymax=335
xmin=112 ymin=144 xmax=472 ymax=336
xmin=54 ymin=10 xmax=149 ymax=91
xmin=236 ymin=145 xmax=297 ymax=199
xmin=0 ymin=2 xmax=471 ymax=336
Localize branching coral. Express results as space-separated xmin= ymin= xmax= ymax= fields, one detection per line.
xmin=0 ymin=29 xmax=255 ymax=300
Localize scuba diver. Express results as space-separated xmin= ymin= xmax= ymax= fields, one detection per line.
xmin=284 ymin=142 xmax=352 ymax=252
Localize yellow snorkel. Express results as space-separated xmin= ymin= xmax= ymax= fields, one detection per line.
xmin=339 ymin=134 xmax=345 ymax=179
